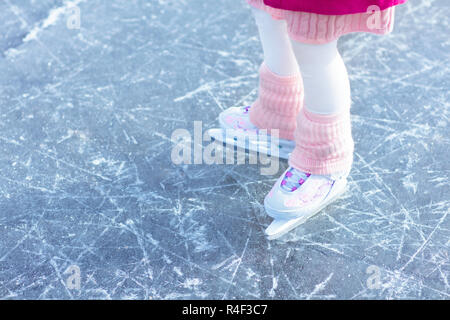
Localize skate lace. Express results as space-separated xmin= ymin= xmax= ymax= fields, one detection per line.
xmin=281 ymin=167 xmax=311 ymax=192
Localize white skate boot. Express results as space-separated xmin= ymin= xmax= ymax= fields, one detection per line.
xmin=264 ymin=167 xmax=349 ymax=240
xmin=206 ymin=105 xmax=295 ymax=159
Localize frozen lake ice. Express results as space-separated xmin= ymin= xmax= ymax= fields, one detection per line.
xmin=0 ymin=0 xmax=448 ymax=299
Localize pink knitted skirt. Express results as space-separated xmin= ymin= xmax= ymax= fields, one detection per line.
xmin=247 ymin=0 xmax=395 ymax=44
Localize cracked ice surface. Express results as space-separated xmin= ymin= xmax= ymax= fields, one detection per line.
xmin=0 ymin=0 xmax=448 ymax=299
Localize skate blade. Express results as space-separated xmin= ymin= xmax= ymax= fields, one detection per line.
xmin=265 ymin=216 xmax=308 ymax=240
xmin=206 ymin=128 xmax=294 ymax=160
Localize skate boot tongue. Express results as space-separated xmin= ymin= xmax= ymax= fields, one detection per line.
xmin=280 ymin=167 xmax=311 ymax=192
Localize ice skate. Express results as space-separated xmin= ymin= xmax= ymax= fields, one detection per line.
xmin=264 ymin=167 xmax=348 ymax=239
xmin=206 ymin=105 xmax=295 ymax=159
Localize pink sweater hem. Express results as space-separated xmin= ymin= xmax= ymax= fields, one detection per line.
xmin=247 ymin=0 xmax=395 ymax=44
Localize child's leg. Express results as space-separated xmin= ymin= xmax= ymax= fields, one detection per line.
xmin=290 ymin=40 xmax=351 ymax=115
xmin=208 ymin=8 xmax=302 ymax=159
xmin=288 ymin=39 xmax=354 ymax=175
xmin=251 ymin=7 xmax=299 ymax=76
xmin=264 ymin=39 xmax=354 ymax=231
xmin=248 ymin=8 xmax=304 ymax=141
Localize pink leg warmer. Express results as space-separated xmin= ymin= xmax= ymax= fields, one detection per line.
xmin=249 ymin=63 xmax=303 ymax=141
xmin=289 ymin=107 xmax=354 ymax=175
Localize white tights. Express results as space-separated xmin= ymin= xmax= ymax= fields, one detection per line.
xmin=252 ymin=7 xmax=351 ymax=115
